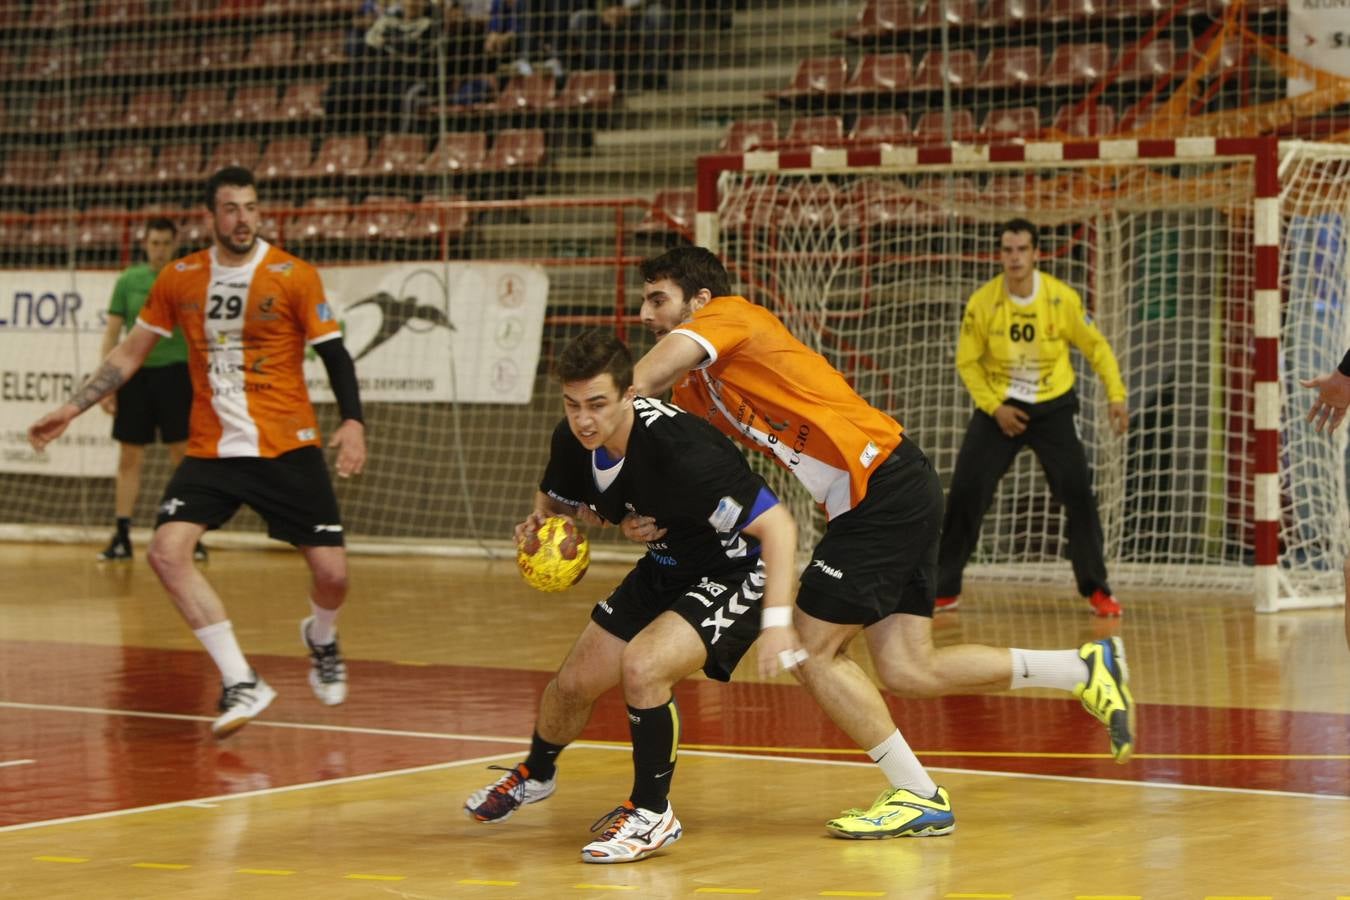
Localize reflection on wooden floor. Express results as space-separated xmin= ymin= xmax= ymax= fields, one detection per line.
xmin=0 ymin=543 xmax=1346 ymax=898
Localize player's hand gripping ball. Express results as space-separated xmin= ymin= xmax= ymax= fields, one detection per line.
xmin=517 ymin=516 xmax=590 ymax=592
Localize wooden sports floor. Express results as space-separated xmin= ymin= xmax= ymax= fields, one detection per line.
xmin=0 ymin=542 xmax=1346 ymax=900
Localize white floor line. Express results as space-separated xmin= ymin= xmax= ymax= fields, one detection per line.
xmin=0 ymin=701 xmax=1342 ymax=835
xmin=0 ymin=759 xmax=35 ymax=769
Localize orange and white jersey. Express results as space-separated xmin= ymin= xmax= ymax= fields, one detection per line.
xmin=670 ymin=295 xmax=903 ymax=520
xmin=137 ymin=239 xmax=341 ymax=458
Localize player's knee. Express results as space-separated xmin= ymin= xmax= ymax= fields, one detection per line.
xmin=145 ymin=539 xmax=190 ymax=581
xmin=874 ymin=658 xmax=942 ymax=698
xmin=311 ymin=567 xmax=348 ymax=600
xmin=618 ymin=645 xmax=675 ymax=696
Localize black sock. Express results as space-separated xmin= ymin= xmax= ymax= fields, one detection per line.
xmin=115 ymin=517 xmax=131 ymax=538
xmin=627 ymin=697 xmax=679 ymax=814
xmin=522 ymin=731 xmax=566 ymax=782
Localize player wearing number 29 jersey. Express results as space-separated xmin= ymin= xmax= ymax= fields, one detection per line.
xmin=138 ymin=238 xmax=340 ymax=459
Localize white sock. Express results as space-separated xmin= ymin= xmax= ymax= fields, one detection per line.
xmin=307 ymin=599 xmax=340 ymax=646
xmin=868 ymin=729 xmax=938 ymax=797
xmin=194 ymin=620 xmax=253 ymax=686
xmin=1009 ymin=648 xmax=1088 ymax=692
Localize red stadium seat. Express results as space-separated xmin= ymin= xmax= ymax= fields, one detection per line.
xmin=636 ymin=189 xmax=696 ymax=235
xmin=1045 ymin=42 xmax=1113 ymax=86
xmin=279 ymin=82 xmax=327 ymax=120
xmin=205 ymin=140 xmax=262 ymax=173
xmin=232 ymin=85 xmax=280 ymax=122
xmin=978 ymin=46 xmax=1043 ymax=89
xmin=196 ymin=35 xmax=247 ymax=71
xmin=1118 ymin=38 xmax=1177 ymax=83
xmin=257 ymin=138 xmax=315 ymax=179
xmin=552 ymin=70 xmax=617 ymax=110
xmin=299 ymin=30 xmax=346 ymax=67
xmin=1043 ymin=0 xmax=1104 ymax=22
xmin=352 ymin=195 xmax=412 ymax=239
xmin=481 ymin=73 xmax=556 ymax=112
xmin=721 ymin=119 xmax=778 ymax=153
xmin=99 ymin=145 xmax=155 ymax=183
xmin=844 ymin=53 xmax=913 ymax=95
xmin=77 ymin=206 xmax=129 ymax=250
xmin=248 ymin=31 xmax=295 ymax=68
xmin=306 ymin=135 xmax=370 ymax=177
xmin=74 ymin=93 xmax=127 ymax=130
xmin=286 ymin=197 xmax=354 ymax=244
xmin=385 ymin=196 xmax=471 ymax=242
xmin=1051 ymin=102 xmax=1117 ymax=137
xmin=850 ymin=181 xmax=914 ymax=229
xmin=768 ymin=56 xmax=849 ymax=101
xmin=417 ymin=132 xmax=488 ymax=174
xmin=849 ymin=114 xmax=912 ymax=145
xmin=0 ymin=147 xmax=53 ymax=187
xmin=90 ymin=0 xmax=149 ymax=22
xmin=784 ymin=115 xmax=845 ymax=148
xmin=835 ymin=0 xmax=909 ymax=41
xmin=363 ymin=133 xmax=426 ymax=176
xmin=914 ymin=0 xmax=980 ymax=29
xmin=125 ymin=90 xmax=177 ymax=129
xmin=175 ymin=87 xmax=231 ymax=125
xmin=153 ymin=143 xmax=205 ymax=183
xmin=911 ymin=50 xmax=980 ymax=92
xmin=913 ymin=109 xmax=977 ymax=143
xmin=981 ymin=106 xmax=1041 ymax=141
xmin=49 ymin=147 xmax=103 ymax=187
xmin=481 ymin=129 xmax=546 ymax=170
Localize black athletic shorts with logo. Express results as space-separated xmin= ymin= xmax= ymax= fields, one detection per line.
xmin=155 ymin=446 xmax=344 ymax=547
xmin=591 ymin=555 xmax=765 ymax=682
xmin=112 ymin=363 xmax=192 ymax=445
xmin=795 ymin=437 xmax=944 ymax=625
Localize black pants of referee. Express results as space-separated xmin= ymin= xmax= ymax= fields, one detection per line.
xmin=936 ymin=393 xmax=1110 ymax=599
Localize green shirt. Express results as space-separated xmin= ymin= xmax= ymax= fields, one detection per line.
xmin=108 ymin=263 xmax=187 ymax=368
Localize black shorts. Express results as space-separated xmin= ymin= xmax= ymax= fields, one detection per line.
xmin=155 ymin=446 xmax=345 ymax=547
xmin=796 ymin=438 xmax=943 ymax=625
xmin=112 ymin=363 xmax=192 ymax=445
xmin=591 ymin=557 xmax=765 ymax=682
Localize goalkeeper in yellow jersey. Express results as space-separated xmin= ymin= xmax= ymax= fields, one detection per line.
xmin=937 ymin=218 xmax=1129 ymax=617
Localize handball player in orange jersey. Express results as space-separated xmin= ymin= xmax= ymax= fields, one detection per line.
xmin=627 ymin=246 xmax=1135 ymax=838
xmin=29 ymin=166 xmax=366 ymax=738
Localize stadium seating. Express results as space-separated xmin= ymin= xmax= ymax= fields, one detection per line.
xmin=278 ymin=82 xmax=327 ymax=120
xmin=636 ymin=189 xmax=695 ymax=236
xmin=153 ymin=144 xmax=205 ymax=183
xmin=1051 ymin=102 xmax=1117 ymax=136
xmin=1044 ymin=42 xmax=1113 ymax=86
xmin=849 ymin=114 xmax=912 ymax=145
xmin=553 ymin=71 xmax=617 ymax=111
xmin=769 ymin=56 xmax=849 ymax=101
xmin=913 ymin=109 xmax=977 ymax=143
xmin=418 ymin=132 xmax=489 ymax=174
xmin=232 ymin=85 xmax=281 ymax=122
xmin=175 ymin=88 xmax=231 ymax=126
xmin=204 ymin=140 xmax=263 ymax=174
xmin=481 ymin=74 xmax=557 ymax=113
xmin=363 ymin=133 xmax=427 ymax=177
xmin=844 ymin=53 xmax=913 ymax=95
xmin=256 ymin=137 xmax=315 ymax=179
xmin=124 ymin=91 xmax=177 ymax=129
xmin=0 ymin=147 xmax=52 ymax=188
xmin=981 ymin=106 xmax=1041 ymax=141
xmin=98 ymin=145 xmax=154 ymax=184
xmin=721 ymin=119 xmax=778 ymax=153
xmin=911 ymin=50 xmax=980 ymax=93
xmin=306 ymin=135 xmax=370 ymax=177
xmin=784 ymin=116 xmax=845 ymax=148
xmin=481 ymin=129 xmax=547 ymax=170
xmin=49 ymin=148 xmax=103 ymax=187
xmin=979 ymin=46 xmax=1043 ymax=89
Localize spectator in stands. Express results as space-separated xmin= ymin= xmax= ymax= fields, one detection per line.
xmin=95 ymin=217 xmax=205 ymax=565
xmin=1299 ymin=352 xmax=1350 ymax=650
xmin=330 ymin=0 xmax=440 ymax=130
xmin=566 ymin=0 xmax=672 ymax=90
xmin=344 ymin=0 xmax=387 ymax=59
xmin=936 ymin=218 xmax=1129 ymax=617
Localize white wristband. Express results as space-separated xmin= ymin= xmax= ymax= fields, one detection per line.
xmin=761 ymin=606 xmax=792 ymax=630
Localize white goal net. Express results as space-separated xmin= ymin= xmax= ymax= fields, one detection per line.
xmin=698 ymin=138 xmax=1350 ymax=612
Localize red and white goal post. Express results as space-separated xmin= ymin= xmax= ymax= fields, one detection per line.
xmin=694 ymin=136 xmax=1350 ymax=613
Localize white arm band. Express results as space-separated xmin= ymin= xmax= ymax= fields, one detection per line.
xmin=761 ymin=605 xmax=792 ymax=630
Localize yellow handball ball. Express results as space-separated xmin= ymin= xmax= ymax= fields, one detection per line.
xmin=517 ymin=515 xmax=590 ymax=593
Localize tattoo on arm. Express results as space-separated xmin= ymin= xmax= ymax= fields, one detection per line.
xmin=72 ymin=361 xmax=126 ymax=412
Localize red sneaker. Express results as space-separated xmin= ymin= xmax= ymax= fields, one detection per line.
xmin=1089 ymin=590 xmax=1122 ymax=617
xmin=934 ymin=595 xmax=960 ymax=612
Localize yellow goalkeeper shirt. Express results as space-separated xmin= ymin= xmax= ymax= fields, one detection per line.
xmin=957 ymin=271 xmax=1127 ymax=414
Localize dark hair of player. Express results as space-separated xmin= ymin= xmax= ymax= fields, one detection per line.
xmin=205 ymin=166 xmax=257 ymax=211
xmin=640 ymin=245 xmax=733 ymax=300
xmin=556 ymin=328 xmax=634 ymax=393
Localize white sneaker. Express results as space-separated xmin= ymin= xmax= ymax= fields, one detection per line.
xmin=300 ymin=616 xmax=347 ymax=706
xmin=212 ymin=673 xmax=277 ymax=738
xmin=464 ymin=763 xmax=557 ymax=823
xmin=581 ymin=803 xmax=682 ymax=863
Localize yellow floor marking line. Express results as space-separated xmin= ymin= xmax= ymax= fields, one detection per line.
xmin=33 ymin=856 xmax=88 ymax=863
